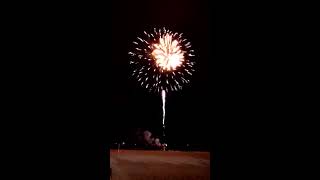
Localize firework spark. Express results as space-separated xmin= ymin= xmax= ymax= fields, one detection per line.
xmin=129 ymin=28 xmax=195 ymax=94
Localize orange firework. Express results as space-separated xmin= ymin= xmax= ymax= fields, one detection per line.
xmin=129 ymin=27 xmax=195 ymax=94
xmin=152 ymin=34 xmax=185 ymax=71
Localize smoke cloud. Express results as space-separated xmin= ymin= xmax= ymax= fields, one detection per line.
xmin=142 ymin=130 xmax=163 ymax=148
xmin=155 ymin=138 xmax=161 ymax=147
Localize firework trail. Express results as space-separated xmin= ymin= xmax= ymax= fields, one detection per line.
xmin=129 ymin=27 xmax=195 ymax=140
xmin=162 ymin=90 xmax=166 ymax=133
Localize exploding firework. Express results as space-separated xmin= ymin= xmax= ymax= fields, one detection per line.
xmin=128 ymin=27 xmax=195 ymax=94
xmin=129 ymin=27 xmax=196 ymax=141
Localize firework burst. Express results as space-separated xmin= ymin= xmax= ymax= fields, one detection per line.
xmin=129 ymin=27 xmax=195 ymax=94
xmin=129 ymin=27 xmax=196 ymax=141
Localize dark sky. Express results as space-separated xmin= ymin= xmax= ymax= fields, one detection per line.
xmin=111 ymin=0 xmax=212 ymax=145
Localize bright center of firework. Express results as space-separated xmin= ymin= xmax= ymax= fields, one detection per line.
xmin=152 ymin=34 xmax=184 ymax=71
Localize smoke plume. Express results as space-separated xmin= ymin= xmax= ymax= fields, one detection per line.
xmin=142 ymin=130 xmax=163 ymax=148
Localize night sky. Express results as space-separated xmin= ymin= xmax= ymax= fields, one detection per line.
xmin=111 ymin=0 xmax=212 ymax=147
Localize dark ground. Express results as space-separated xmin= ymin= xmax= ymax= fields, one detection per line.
xmin=110 ymin=150 xmax=210 ymax=180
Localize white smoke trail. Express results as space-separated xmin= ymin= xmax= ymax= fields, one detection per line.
xmin=162 ymin=90 xmax=166 ymax=130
